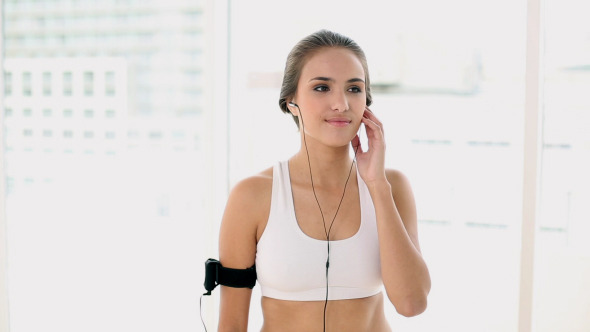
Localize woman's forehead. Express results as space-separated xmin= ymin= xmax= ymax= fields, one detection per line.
xmin=300 ymin=48 xmax=365 ymax=81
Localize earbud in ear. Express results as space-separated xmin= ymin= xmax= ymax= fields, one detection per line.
xmin=288 ymin=102 xmax=300 ymax=116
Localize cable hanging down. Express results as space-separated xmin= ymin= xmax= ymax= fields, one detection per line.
xmin=289 ymin=102 xmax=360 ymax=332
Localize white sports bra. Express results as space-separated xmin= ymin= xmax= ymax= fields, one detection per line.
xmin=255 ymin=160 xmax=382 ymax=301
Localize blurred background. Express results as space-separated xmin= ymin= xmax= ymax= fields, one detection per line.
xmin=0 ymin=0 xmax=588 ymax=331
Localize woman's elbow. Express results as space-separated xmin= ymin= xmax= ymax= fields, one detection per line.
xmin=391 ymin=293 xmax=428 ymax=317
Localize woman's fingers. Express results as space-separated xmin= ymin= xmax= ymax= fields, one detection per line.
xmin=364 ymin=107 xmax=383 ymax=128
xmin=361 ymin=115 xmax=384 ymax=141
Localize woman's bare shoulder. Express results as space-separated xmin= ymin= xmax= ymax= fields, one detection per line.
xmin=229 ymin=166 xmax=273 ymax=204
xmin=219 ymin=166 xmax=273 ymax=268
xmin=385 ymin=169 xmax=412 ymax=194
xmin=221 ymin=166 xmax=273 ymax=237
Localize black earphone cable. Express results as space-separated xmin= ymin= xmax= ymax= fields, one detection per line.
xmin=199 ymin=294 xmax=208 ymax=332
xmin=294 ymin=102 xmax=360 ymax=332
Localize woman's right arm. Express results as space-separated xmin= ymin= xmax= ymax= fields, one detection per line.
xmin=217 ymin=174 xmax=271 ymax=332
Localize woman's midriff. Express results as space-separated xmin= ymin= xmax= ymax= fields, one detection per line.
xmin=260 ymin=292 xmax=392 ymax=332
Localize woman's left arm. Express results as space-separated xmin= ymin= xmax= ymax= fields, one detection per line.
xmin=354 ymin=109 xmax=431 ymax=317
xmin=369 ymin=170 xmax=431 ymax=317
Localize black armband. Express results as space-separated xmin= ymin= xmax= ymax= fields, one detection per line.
xmin=203 ymin=258 xmax=257 ymax=295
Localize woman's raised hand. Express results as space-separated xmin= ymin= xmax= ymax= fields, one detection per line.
xmin=351 ymin=107 xmax=387 ymax=185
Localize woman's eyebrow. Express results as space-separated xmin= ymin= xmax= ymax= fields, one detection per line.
xmin=308 ymin=76 xmax=365 ymax=83
xmin=347 ymin=78 xmax=365 ymax=84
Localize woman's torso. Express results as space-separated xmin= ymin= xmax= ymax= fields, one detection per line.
xmin=254 ymin=161 xmax=391 ymax=331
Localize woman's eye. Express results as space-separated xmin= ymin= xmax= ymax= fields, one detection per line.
xmin=348 ymin=86 xmax=362 ymax=93
xmin=313 ymin=85 xmax=329 ymax=92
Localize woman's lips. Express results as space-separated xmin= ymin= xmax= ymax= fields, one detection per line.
xmin=326 ymin=118 xmax=351 ymax=127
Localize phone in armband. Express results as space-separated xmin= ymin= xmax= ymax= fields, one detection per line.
xmin=203 ymin=258 xmax=256 ymax=295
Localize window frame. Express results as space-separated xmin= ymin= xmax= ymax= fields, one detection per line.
xmin=518 ymin=0 xmax=543 ymax=331
xmin=0 ymin=0 xmax=12 ymax=330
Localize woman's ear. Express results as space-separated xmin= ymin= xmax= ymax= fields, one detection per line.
xmin=288 ymin=101 xmax=299 ymax=116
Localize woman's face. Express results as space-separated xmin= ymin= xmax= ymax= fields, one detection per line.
xmin=291 ymin=47 xmax=367 ymax=147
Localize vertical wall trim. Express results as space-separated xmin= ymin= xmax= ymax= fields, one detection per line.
xmin=202 ymin=0 xmax=230 ymax=329
xmin=519 ymin=0 xmax=543 ymax=331
xmin=0 ymin=0 xmax=13 ymax=330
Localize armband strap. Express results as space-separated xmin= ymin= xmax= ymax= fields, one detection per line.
xmin=203 ymin=258 xmax=256 ymax=295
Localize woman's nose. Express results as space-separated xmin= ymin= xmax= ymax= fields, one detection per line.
xmin=331 ymin=91 xmax=348 ymax=113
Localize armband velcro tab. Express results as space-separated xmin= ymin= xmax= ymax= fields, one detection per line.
xmin=203 ymin=258 xmax=257 ymax=295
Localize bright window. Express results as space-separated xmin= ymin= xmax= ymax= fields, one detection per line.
xmin=1 ymin=1 xmax=224 ymax=331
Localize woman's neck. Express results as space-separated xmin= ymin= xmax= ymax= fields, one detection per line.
xmin=290 ymin=141 xmax=356 ymax=190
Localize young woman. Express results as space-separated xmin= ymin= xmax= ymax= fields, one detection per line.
xmin=218 ymin=30 xmax=431 ymax=332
